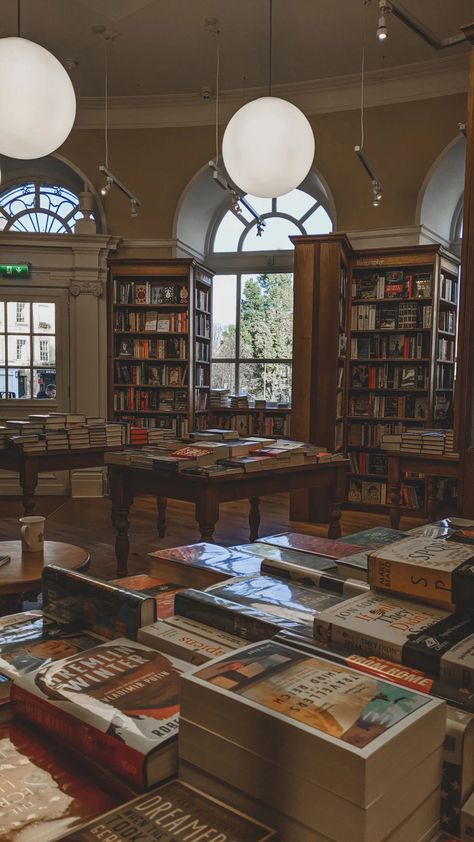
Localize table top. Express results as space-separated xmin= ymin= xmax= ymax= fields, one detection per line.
xmin=0 ymin=446 xmax=123 ymax=466
xmin=0 ymin=540 xmax=90 ymax=594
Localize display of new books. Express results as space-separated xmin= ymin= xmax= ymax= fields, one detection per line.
xmin=256 ymin=533 xmax=362 ymax=559
xmin=12 ymin=638 xmax=190 ymax=790
xmin=42 ymin=566 xmax=156 ymax=639
xmin=313 ymin=590 xmax=474 ymax=689
xmin=179 ymin=640 xmax=444 ymax=829
xmin=148 ymin=542 xmax=263 ymax=588
xmin=367 ymin=536 xmax=474 ymax=609
xmin=138 ymin=615 xmax=243 ymax=665
xmin=60 ymin=780 xmax=276 ymax=841
xmin=0 ymin=720 xmax=121 ymax=840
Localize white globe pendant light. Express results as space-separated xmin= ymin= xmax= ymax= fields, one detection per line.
xmin=222 ymin=96 xmax=315 ymax=199
xmin=0 ymin=37 xmax=76 ymax=160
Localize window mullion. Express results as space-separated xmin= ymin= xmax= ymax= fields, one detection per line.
xmin=236 ymin=273 xmax=242 ymax=395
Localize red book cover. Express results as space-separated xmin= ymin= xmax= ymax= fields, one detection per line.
xmin=112 ymin=574 xmax=185 ymax=620
xmin=256 ymin=533 xmax=362 ymax=559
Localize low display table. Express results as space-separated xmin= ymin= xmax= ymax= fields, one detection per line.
xmin=0 ymin=540 xmax=90 ymax=596
xmin=386 ymin=451 xmax=461 ymax=529
xmin=0 ymin=447 xmax=123 ymax=516
xmin=108 ymin=459 xmax=349 ymax=577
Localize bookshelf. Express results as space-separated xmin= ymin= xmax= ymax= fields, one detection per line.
xmin=208 ymin=407 xmax=291 ymax=438
xmin=108 ymin=259 xmax=213 ymax=437
xmin=290 ymin=233 xmax=351 ymax=521
xmin=346 ymin=245 xmax=459 ymax=513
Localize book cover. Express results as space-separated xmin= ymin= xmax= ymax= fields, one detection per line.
xmin=12 ymin=638 xmax=190 ymax=789
xmin=111 ymin=575 xmax=184 ymax=620
xmin=138 ymin=616 xmax=242 ymax=664
xmin=149 ymin=543 xmax=263 ymax=587
xmin=60 ymin=780 xmax=276 ymax=841
xmin=234 ymin=542 xmax=337 ymax=572
xmin=367 ymin=537 xmax=474 ymax=609
xmin=340 ymin=527 xmax=407 ymax=549
xmin=336 ymin=550 xmax=370 ymax=581
xmin=174 ymin=589 xmax=292 ymax=641
xmin=0 ymin=719 xmax=120 ymax=841
xmin=205 ymin=575 xmax=345 ymax=635
xmin=441 ymin=707 xmax=474 ymax=836
xmin=42 ymin=566 xmax=156 ymax=639
xmin=260 ymin=557 xmax=368 ymax=597
xmin=256 ymin=533 xmax=361 ymax=560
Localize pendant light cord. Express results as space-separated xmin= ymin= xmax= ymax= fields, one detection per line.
xmin=359 ymin=1 xmax=369 ymax=150
xmin=268 ymin=0 xmax=273 ymax=96
xmin=215 ymin=41 xmax=220 ymax=164
xmin=17 ymin=0 xmax=21 ymax=37
xmin=104 ymin=38 xmax=109 ymax=169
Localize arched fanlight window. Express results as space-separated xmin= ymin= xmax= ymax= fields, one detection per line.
xmin=0 ymin=181 xmax=92 ymax=234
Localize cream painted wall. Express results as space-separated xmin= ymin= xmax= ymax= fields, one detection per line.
xmin=58 ymin=92 xmax=467 ymax=243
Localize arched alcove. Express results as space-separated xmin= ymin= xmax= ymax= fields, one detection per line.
xmin=417 ymin=136 xmax=466 ymax=252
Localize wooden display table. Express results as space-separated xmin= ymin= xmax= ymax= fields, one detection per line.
xmin=0 ymin=540 xmax=90 ymax=595
xmin=0 ymin=447 xmax=123 ymax=516
xmin=108 ymin=460 xmax=349 ymax=577
xmin=386 ymin=451 xmax=461 ymax=529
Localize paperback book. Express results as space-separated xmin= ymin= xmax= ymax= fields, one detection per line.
xmin=12 ymin=638 xmax=191 ymax=789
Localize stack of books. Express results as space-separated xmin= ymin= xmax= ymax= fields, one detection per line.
xmin=0 ymin=425 xmax=7 ymax=449
xmin=67 ymin=426 xmax=92 ymax=449
xmin=230 ymin=394 xmax=250 ymax=410
xmin=178 ymin=639 xmax=445 ymax=841
xmin=209 ymin=388 xmax=231 ymax=408
xmin=104 ymin=423 xmax=125 ymax=448
xmin=9 ymin=433 xmax=47 ymax=453
xmin=1 ymin=413 xmax=125 ymax=452
xmin=43 ymin=429 xmax=69 ymax=450
xmin=380 ymin=428 xmax=458 ymax=456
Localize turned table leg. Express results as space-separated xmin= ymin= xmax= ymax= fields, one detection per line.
xmin=157 ymin=496 xmax=167 ymax=538
xmin=109 ymin=469 xmax=134 ymax=577
xmin=249 ymin=497 xmax=261 ymax=541
xmin=195 ymin=495 xmax=220 ymax=544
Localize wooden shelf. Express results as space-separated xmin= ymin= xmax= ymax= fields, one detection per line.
xmin=114 ymin=331 xmax=188 ymax=336
xmin=351 ymin=297 xmax=432 ymax=304
xmin=350 ymin=328 xmax=431 ymax=334
xmin=350 ymin=358 xmax=431 ymax=363
xmin=349 ymin=388 xmax=428 ymax=393
xmin=113 ymin=384 xmax=188 ymax=389
xmin=113 ymin=302 xmax=189 ymax=308
xmin=348 ymin=416 xmax=427 ymax=422
xmin=114 ymin=356 xmax=187 ymax=362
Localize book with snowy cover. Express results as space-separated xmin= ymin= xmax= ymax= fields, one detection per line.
xmin=367 ymin=537 xmax=474 ymax=609
xmin=313 ymin=591 xmax=474 ymax=689
xmin=180 ymin=640 xmax=445 ymax=806
xmin=12 ymin=638 xmax=191 ymax=789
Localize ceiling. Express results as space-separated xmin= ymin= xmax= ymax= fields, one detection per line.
xmin=1 ymin=0 xmax=473 ymax=98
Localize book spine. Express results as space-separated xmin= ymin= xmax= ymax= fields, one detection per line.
xmin=367 ymin=556 xmax=456 ymax=609
xmin=313 ymin=617 xmax=403 ymax=663
xmin=174 ymin=591 xmax=282 ymax=642
xmin=12 ymin=684 xmax=147 ymax=789
xmin=260 ymin=560 xmax=368 ymax=597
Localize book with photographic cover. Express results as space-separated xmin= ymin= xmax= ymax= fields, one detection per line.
xmin=378 ymin=306 xmax=397 ymax=329
xmin=12 ymin=638 xmax=191 ymax=790
xmin=340 ymin=527 xmax=407 ymax=549
xmin=148 ymin=542 xmax=263 ymax=588
xmin=233 ymin=542 xmax=337 ymax=573
xmin=256 ymin=532 xmax=362 ymax=560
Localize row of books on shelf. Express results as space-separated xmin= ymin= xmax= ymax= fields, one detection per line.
xmin=195 ymin=364 xmax=208 ymax=386
xmin=114 ymin=278 xmax=189 ymax=305
xmin=438 ymin=338 xmax=455 ymax=361
xmin=196 ymin=339 xmax=210 ymax=362
xmin=349 ymin=394 xmax=428 ymax=420
xmin=348 ymin=477 xmax=389 ymax=505
xmin=113 ymin=388 xmax=188 ymax=413
xmin=349 ymin=451 xmax=387 ymax=475
xmin=195 ymin=312 xmax=211 ymax=337
xmin=117 ymin=336 xmax=187 ymax=359
xmin=115 ymin=361 xmax=187 ymax=386
xmin=351 ymin=363 xmax=429 ymax=390
xmin=350 ymin=332 xmax=430 ymax=359
xmin=436 ymin=366 xmax=455 ymax=389
xmin=0 ymin=413 xmax=125 ymax=452
xmin=114 ymin=309 xmax=188 ymax=333
xmin=196 ymin=287 xmax=210 ymax=310
xmin=381 ymin=428 xmax=456 ymax=455
xmin=351 ymin=268 xmax=433 ymax=300
xmin=440 ymin=273 xmax=458 ymax=303
xmin=2 ymin=520 xmax=474 ymax=839
xmin=195 ymin=389 xmax=208 ymax=411
xmin=351 ymin=302 xmax=432 ymax=331
xmin=210 ymin=412 xmax=291 ymax=438
xmin=439 ymin=310 xmax=456 ymax=333
xmin=348 ymin=421 xmax=411 ymax=447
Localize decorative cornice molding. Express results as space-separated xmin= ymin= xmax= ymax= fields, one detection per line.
xmin=70 ymin=280 xmax=103 ymax=297
xmin=75 ymin=54 xmax=468 ymax=130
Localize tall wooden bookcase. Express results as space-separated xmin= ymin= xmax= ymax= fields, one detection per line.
xmin=108 ymin=259 xmax=212 ymax=437
xmin=290 ymin=234 xmax=351 ymax=521
xmin=290 ymin=236 xmax=459 ymax=521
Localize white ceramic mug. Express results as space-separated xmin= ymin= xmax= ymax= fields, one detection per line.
xmin=20 ymin=516 xmax=45 ymax=553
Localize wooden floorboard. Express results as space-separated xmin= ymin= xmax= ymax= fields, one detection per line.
xmin=0 ymin=494 xmax=426 ymax=581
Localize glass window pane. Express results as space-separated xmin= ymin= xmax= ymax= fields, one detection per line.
xmin=304 ymin=204 xmax=333 ymax=235
xmin=242 ymin=216 xmax=300 ymax=251
xmin=0 ymin=368 xmax=5 ymax=397
xmin=212 ymin=275 xmax=237 ymax=358
xmin=240 ymin=274 xmax=293 ymax=359
xmin=240 ymin=362 xmax=292 ymax=403
xmin=7 ymin=302 xmax=30 ymax=333
xmin=8 ymin=336 xmax=30 ymax=365
xmin=7 ymin=368 xmax=32 ymax=398
xmin=33 ymin=335 xmax=55 ymax=366
xmin=213 ymin=210 xmax=246 ymax=252
xmin=211 ymin=362 xmax=236 ymax=393
xmin=0 ymin=303 xmax=4 ymax=332
xmin=245 ymin=195 xmax=272 ymax=215
xmin=34 ymin=369 xmax=57 ymax=399
xmin=33 ymin=302 xmax=55 ymax=334
xmin=276 ymin=189 xmax=316 ymax=218
xmin=0 ymin=336 xmax=4 ymax=364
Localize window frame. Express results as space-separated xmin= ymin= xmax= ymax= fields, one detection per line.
xmin=0 ymin=288 xmax=68 ymax=407
xmin=0 ymin=179 xmax=97 ymax=235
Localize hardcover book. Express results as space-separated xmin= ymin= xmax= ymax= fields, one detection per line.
xmin=60 ymin=780 xmax=276 ymax=841
xmin=179 ymin=640 xmax=445 ymax=808
xmin=42 ymin=566 xmax=156 ymax=639
xmin=174 ymin=589 xmax=296 ymax=641
xmin=367 ymin=537 xmax=474 ymax=609
xmin=138 ymin=615 xmax=242 ymax=664
xmin=313 ymin=590 xmax=474 ymax=689
xmin=12 ymin=638 xmax=191 ymax=790
xmin=341 ymin=527 xmax=407 ymax=549
xmin=256 ymin=533 xmax=362 ymax=560
xmin=234 ymin=542 xmax=337 ymax=572
xmin=111 ymin=575 xmax=184 ymax=620
xmin=441 ymin=706 xmax=474 ymax=836
xmin=148 ymin=543 xmax=263 ymax=588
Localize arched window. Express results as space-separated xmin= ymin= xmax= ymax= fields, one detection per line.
xmin=209 ymin=185 xmax=334 ymax=401
xmin=0 ymin=181 xmax=85 ymax=234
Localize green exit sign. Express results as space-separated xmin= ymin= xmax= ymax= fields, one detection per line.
xmin=0 ymin=264 xmax=31 ymax=276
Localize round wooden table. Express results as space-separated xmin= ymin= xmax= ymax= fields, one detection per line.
xmin=0 ymin=541 xmax=90 ymax=596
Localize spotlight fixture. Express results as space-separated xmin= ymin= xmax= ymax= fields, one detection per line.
xmin=376 ymin=1 xmax=391 ymax=42
xmin=98 ymin=165 xmax=141 ymax=215
xmin=209 ymin=160 xmax=266 ymax=235
xmin=354 ymin=146 xmax=383 ymax=208
xmin=131 ymin=199 xmax=139 ymax=218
